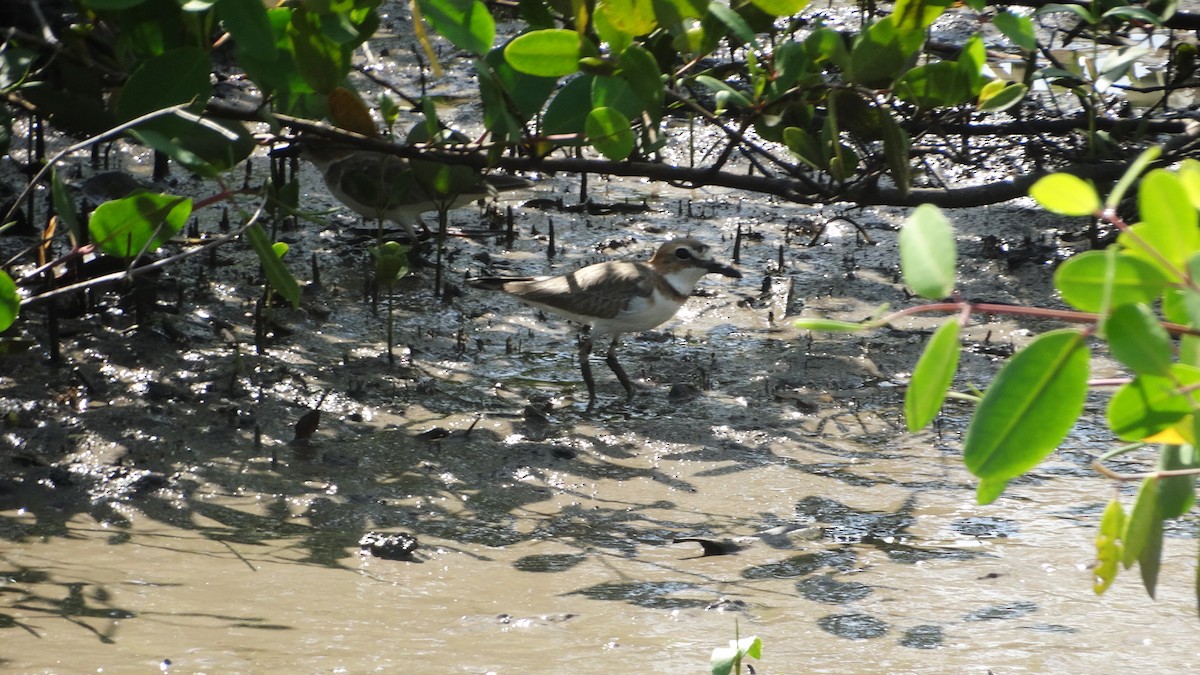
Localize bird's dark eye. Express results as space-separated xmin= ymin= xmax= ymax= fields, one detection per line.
xmin=674 ymin=247 xmax=692 ymax=260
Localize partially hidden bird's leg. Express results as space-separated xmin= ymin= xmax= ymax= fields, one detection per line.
xmin=605 ymin=336 xmax=635 ymax=402
xmin=434 ymin=205 xmax=448 ymax=297
xmin=579 ymin=331 xmax=597 ymax=411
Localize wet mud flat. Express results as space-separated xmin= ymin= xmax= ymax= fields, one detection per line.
xmin=3 ymin=161 xmax=1198 ymax=671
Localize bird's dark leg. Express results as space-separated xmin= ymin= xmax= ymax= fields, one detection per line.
xmin=578 ymin=330 xmax=597 ymax=411
xmin=605 ymin=336 xmax=635 ymax=402
xmin=413 ymin=215 xmax=433 ymax=238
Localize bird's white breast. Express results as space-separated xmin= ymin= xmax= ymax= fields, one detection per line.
xmin=595 ymin=286 xmax=687 ymax=335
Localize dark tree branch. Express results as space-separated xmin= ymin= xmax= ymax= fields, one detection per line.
xmin=228 ymin=104 xmax=1199 ymax=210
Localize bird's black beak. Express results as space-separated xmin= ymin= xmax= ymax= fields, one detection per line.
xmin=705 ymin=260 xmax=742 ymax=278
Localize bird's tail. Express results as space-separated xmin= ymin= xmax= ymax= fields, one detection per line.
xmin=482 ymin=175 xmax=534 ymax=195
xmin=466 ymin=276 xmax=535 ymax=291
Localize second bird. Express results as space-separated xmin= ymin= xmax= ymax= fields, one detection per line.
xmin=469 ymin=237 xmax=742 ymax=410
xmin=303 ymin=142 xmax=531 ymax=242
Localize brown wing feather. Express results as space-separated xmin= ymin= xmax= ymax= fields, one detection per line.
xmin=504 ymin=261 xmax=655 ymax=320
xmin=327 ymin=153 xmax=425 ymax=214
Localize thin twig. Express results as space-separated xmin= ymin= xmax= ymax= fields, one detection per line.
xmin=1092 ymin=460 xmax=1200 ymax=481
xmin=878 ymin=301 xmax=1200 ymax=338
xmin=18 ymin=202 xmax=266 ymax=307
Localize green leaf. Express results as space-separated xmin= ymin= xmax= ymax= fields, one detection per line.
xmin=1106 ymin=146 xmax=1161 ymax=211
xmin=976 ymin=476 xmax=1009 ymax=504
xmin=879 ymin=110 xmax=910 ymax=196
xmin=1107 ymin=366 xmax=1200 ymax=441
xmin=286 ymin=6 xmax=358 ymax=95
xmin=899 ymin=204 xmax=957 ymax=299
xmin=896 ymin=61 xmax=973 ymax=108
xmin=1106 ymin=303 xmax=1172 ymax=376
xmin=1181 ymin=335 xmax=1200 ymax=368
xmin=1176 ymin=158 xmax=1200 ymax=210
xmin=694 ymin=75 xmax=753 ymax=111
xmin=741 ymin=635 xmax=763 ymax=659
xmin=892 ymin=0 xmax=951 ymax=32
xmin=618 ymin=44 xmax=664 ymax=114
xmin=750 ymin=0 xmax=810 ymax=15
xmin=216 ymin=0 xmax=279 ymax=62
xmin=1148 ymin=0 xmax=1180 ymax=22
xmin=956 ymin=35 xmax=987 ymax=94
xmin=707 ymin=1 xmax=758 ymax=46
xmin=478 ymin=46 xmax=558 ymax=132
xmin=783 ymin=126 xmax=826 ymax=170
xmin=1097 ymin=45 xmax=1152 ymax=84
xmin=826 ymin=142 xmax=859 ymax=182
xmin=0 ymin=270 xmax=17 ymax=332
xmin=710 ymin=636 xmax=762 ymax=675
xmin=1054 ymin=249 xmax=1166 ymax=313
xmin=595 ymin=0 xmax=657 ymax=39
xmin=1094 ymin=498 xmax=1125 ymax=594
xmin=1036 ymin=2 xmax=1098 ymax=24
xmin=88 ymin=193 xmax=192 ymax=258
xmin=905 ymin=319 xmax=961 ymax=431
xmin=848 ymin=16 xmax=926 ymax=88
xmin=1138 ymin=512 xmax=1164 ymax=598
xmin=1120 ymin=169 xmax=1200 ymax=276
xmin=128 ymin=111 xmax=256 ymax=177
xmin=962 ymin=329 xmax=1090 ymax=501
xmin=1102 ymin=6 xmax=1164 ymax=24
xmin=769 ymin=41 xmax=812 ymax=94
xmin=1158 ymin=444 xmax=1198 ymax=519
xmin=1029 ymin=173 xmax=1101 ymax=216
xmin=51 ymin=169 xmax=82 ymax=245
xmin=114 ymin=46 xmax=211 ymax=121
xmin=504 ymin=29 xmax=581 ymax=77
xmin=234 ymin=8 xmax=307 ymax=103
xmin=1123 ymin=477 xmax=1163 ymax=596
xmin=244 ymin=223 xmax=301 ymax=308
xmin=1118 ymin=475 xmax=1156 ymax=564
xmin=417 ymin=0 xmax=495 ymax=56
xmin=710 ymin=647 xmax=736 ymax=675
xmin=585 ymin=106 xmax=635 ymax=160
xmin=542 ymin=74 xmax=593 ymax=137
xmin=371 ymin=241 xmax=411 ymax=286
xmin=805 ymin=27 xmax=849 ymax=70
xmin=992 ymin=10 xmax=1037 ymax=51
xmin=1145 ymin=166 xmax=1199 ymax=229
xmin=592 ymin=75 xmax=646 ymax=122
xmin=593 ymin=9 xmax=631 ymax=55
xmin=977 ymin=82 xmax=1027 ymax=111
xmin=793 ymin=318 xmax=867 ymax=332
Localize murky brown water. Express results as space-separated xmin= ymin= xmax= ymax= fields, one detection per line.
xmin=4 ymin=404 xmax=1197 ymax=673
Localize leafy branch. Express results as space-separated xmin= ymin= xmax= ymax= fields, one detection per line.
xmin=798 ymin=148 xmax=1200 ymax=608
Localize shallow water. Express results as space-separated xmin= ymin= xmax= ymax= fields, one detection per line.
xmin=3 ymin=408 xmax=1197 ymax=673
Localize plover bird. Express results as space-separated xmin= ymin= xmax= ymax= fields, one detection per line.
xmin=469 ymin=237 xmax=742 ymax=409
xmin=302 ymin=143 xmax=531 ymax=242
